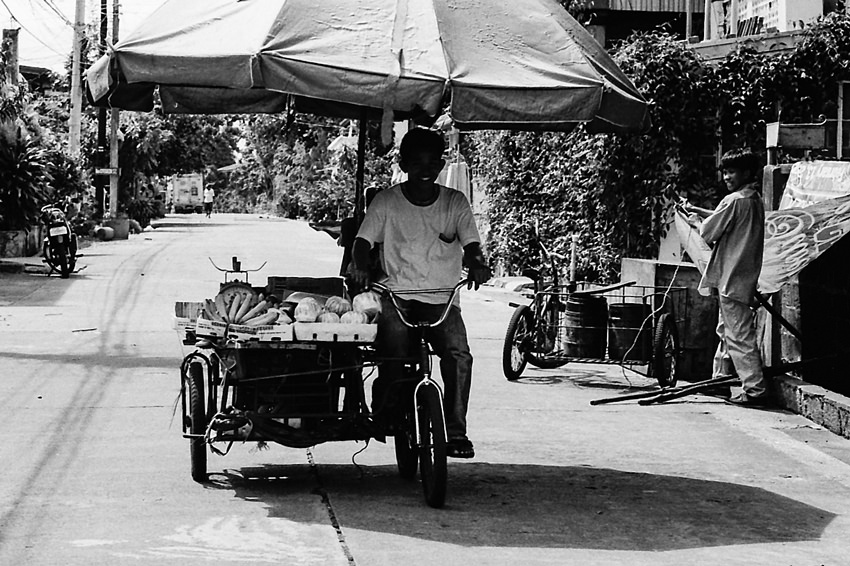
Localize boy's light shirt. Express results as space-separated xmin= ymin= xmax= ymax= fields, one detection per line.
xmin=699 ymin=184 xmax=764 ymax=303
xmin=356 ymin=185 xmax=481 ymax=305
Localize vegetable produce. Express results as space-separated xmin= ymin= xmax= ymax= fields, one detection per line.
xmin=317 ymin=312 xmax=340 ymax=323
xmin=352 ymin=291 xmax=382 ymax=321
xmin=228 ymin=293 xmax=243 ymax=322
xmin=324 ymin=296 xmax=353 ymax=316
xmin=200 ymin=289 xmax=290 ymax=327
xmin=340 ymin=311 xmax=369 ymax=324
xmin=202 ymin=298 xmax=225 ymax=322
xmin=245 ymin=311 xmax=280 ymax=327
xmin=294 ymin=297 xmax=322 ymax=322
xmin=233 ymin=292 xmax=255 ymax=323
xmin=239 ymin=300 xmax=268 ymax=323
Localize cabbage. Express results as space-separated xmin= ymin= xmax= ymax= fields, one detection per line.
xmin=324 ymin=296 xmax=353 ymax=316
xmin=352 ymin=291 xmax=382 ymax=320
xmin=294 ymin=297 xmax=322 ymax=322
xmin=317 ymin=311 xmax=340 ymax=323
xmin=340 ymin=311 xmax=369 ymax=324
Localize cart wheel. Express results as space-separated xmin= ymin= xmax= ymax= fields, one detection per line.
xmin=527 ymin=351 xmax=569 ymax=369
xmin=502 ymin=306 xmax=532 ymax=380
xmin=527 ymin=297 xmax=568 ymax=369
xmin=186 ymin=362 xmax=208 ymax=483
xmin=652 ymin=313 xmax=680 ymax=388
xmin=394 ymin=408 xmax=418 ymax=480
xmin=417 ymin=384 xmax=447 ymax=508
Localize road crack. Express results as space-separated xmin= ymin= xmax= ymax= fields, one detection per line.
xmin=307 ymin=448 xmax=357 ymax=565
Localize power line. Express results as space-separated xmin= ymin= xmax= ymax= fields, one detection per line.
xmin=0 ymin=0 xmax=66 ymax=56
xmin=34 ymin=0 xmax=74 ymax=28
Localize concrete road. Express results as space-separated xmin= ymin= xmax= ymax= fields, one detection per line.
xmin=2 ymin=214 xmax=850 ymax=566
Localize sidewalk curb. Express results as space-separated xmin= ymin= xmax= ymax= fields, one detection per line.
xmin=774 ymin=374 xmax=850 ymax=439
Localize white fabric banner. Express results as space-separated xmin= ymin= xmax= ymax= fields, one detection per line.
xmin=674 ymin=194 xmax=850 ymax=295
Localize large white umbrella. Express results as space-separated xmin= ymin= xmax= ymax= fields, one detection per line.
xmin=87 ymin=0 xmax=649 ymax=134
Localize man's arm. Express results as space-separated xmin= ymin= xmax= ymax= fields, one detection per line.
xmin=350 ymin=237 xmax=373 ymax=288
xmin=463 ymin=242 xmax=491 ymax=290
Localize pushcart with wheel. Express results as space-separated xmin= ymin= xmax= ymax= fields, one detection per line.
xmin=500 ymin=228 xmax=687 ymax=387
xmin=175 ymin=260 xmax=467 ymax=509
xmin=502 ymin=280 xmax=687 ymax=387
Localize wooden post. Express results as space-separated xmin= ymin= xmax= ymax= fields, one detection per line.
xmin=2 ymin=28 xmax=19 ymax=85
xmin=69 ymin=0 xmax=85 ymax=157
xmin=355 ymin=109 xmax=368 ymax=224
xmin=108 ymin=0 xmax=120 ymax=218
xmin=685 ymin=0 xmax=693 ymax=39
xmin=838 ymin=82 xmax=845 ymax=160
xmin=95 ymin=0 xmax=109 ymax=218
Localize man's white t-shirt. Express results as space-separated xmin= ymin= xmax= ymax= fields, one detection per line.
xmin=203 ymin=188 xmax=215 ymax=203
xmin=356 ymin=185 xmax=480 ymax=304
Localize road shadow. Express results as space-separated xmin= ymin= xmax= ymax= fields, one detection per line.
xmin=517 ymin=363 xmax=659 ymax=391
xmin=0 ymin=350 xmax=177 ymax=370
xmin=217 ymin=462 xmax=834 ymax=551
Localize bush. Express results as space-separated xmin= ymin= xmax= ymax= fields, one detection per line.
xmin=0 ymin=122 xmax=51 ymax=230
xmin=125 ymin=197 xmax=158 ymax=228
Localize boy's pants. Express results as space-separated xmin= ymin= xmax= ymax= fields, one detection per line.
xmin=375 ymin=296 xmax=473 ymax=441
xmin=713 ymin=295 xmax=767 ymax=398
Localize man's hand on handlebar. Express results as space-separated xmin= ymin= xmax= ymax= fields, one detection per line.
xmin=463 ymin=242 xmax=491 ymax=290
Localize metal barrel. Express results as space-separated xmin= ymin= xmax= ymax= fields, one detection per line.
xmin=564 ymin=295 xmax=607 ymax=358
xmin=607 ymin=303 xmax=652 ymax=362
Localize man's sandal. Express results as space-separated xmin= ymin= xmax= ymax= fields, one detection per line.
xmin=446 ymin=438 xmax=475 ymax=459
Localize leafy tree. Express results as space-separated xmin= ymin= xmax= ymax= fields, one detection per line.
xmin=472 ymin=32 xmax=723 ymax=282
xmin=0 ymin=122 xmax=51 ymax=230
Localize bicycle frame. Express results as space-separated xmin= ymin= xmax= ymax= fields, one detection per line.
xmin=370 ymin=280 xmax=469 ymax=445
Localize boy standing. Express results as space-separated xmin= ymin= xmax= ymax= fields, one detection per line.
xmin=349 ymin=128 xmax=490 ymax=458
xmin=685 ymin=148 xmax=768 ymax=406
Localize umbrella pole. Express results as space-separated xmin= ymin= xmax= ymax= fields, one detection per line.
xmin=355 ymin=111 xmax=368 ymax=224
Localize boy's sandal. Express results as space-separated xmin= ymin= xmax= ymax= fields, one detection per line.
xmin=446 ymin=438 xmax=475 ymax=459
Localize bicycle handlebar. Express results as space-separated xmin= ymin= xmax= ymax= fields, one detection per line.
xmin=369 ymin=280 xmax=470 ymax=329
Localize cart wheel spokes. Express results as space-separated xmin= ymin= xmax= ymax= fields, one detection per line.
xmin=186 ymin=361 xmax=208 ymax=483
xmin=417 ymin=384 xmax=447 ymax=508
xmin=652 ymin=313 xmax=680 ymax=388
xmin=502 ymin=306 xmax=532 ymax=380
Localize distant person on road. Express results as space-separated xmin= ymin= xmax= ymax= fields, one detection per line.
xmin=682 ymin=148 xmax=768 ymax=407
xmin=349 ymin=127 xmax=491 ymax=459
xmin=203 ymin=186 xmax=215 ymax=218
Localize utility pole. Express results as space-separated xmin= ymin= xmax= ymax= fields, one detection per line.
xmin=94 ymin=0 xmax=108 ymax=218
xmin=2 ymin=28 xmax=19 ymax=85
xmin=69 ymin=0 xmax=85 ymax=157
xmin=108 ymin=0 xmax=120 ymax=218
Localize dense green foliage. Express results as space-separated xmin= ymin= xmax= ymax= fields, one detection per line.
xmin=473 ymin=11 xmax=850 ymax=282
xmin=1 ymin=42 xmax=87 ymax=231
xmin=220 ymin=115 xmax=394 ymax=222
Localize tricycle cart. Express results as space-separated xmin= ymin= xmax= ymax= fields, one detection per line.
xmin=500 ymin=228 xmax=686 ymax=387
xmin=175 ymin=258 xmax=461 ymax=508
xmin=502 ymin=280 xmax=687 ymax=387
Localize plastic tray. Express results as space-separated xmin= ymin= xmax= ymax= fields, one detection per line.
xmin=293 ymin=322 xmax=377 ymax=343
xmin=195 ymin=318 xmax=228 ymax=338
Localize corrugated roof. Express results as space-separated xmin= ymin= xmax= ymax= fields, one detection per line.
xmin=598 ymin=0 xmax=706 ymax=13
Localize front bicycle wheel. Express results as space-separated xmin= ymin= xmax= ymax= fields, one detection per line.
xmin=502 ymin=305 xmax=532 ymax=380
xmin=417 ymin=384 xmax=447 ymax=508
xmin=528 ymin=296 xmax=568 ymax=369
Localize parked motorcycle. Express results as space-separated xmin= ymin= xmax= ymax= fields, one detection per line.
xmin=40 ymin=204 xmax=78 ymax=278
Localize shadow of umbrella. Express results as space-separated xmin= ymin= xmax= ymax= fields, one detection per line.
xmin=215 ymin=462 xmax=834 ymax=552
